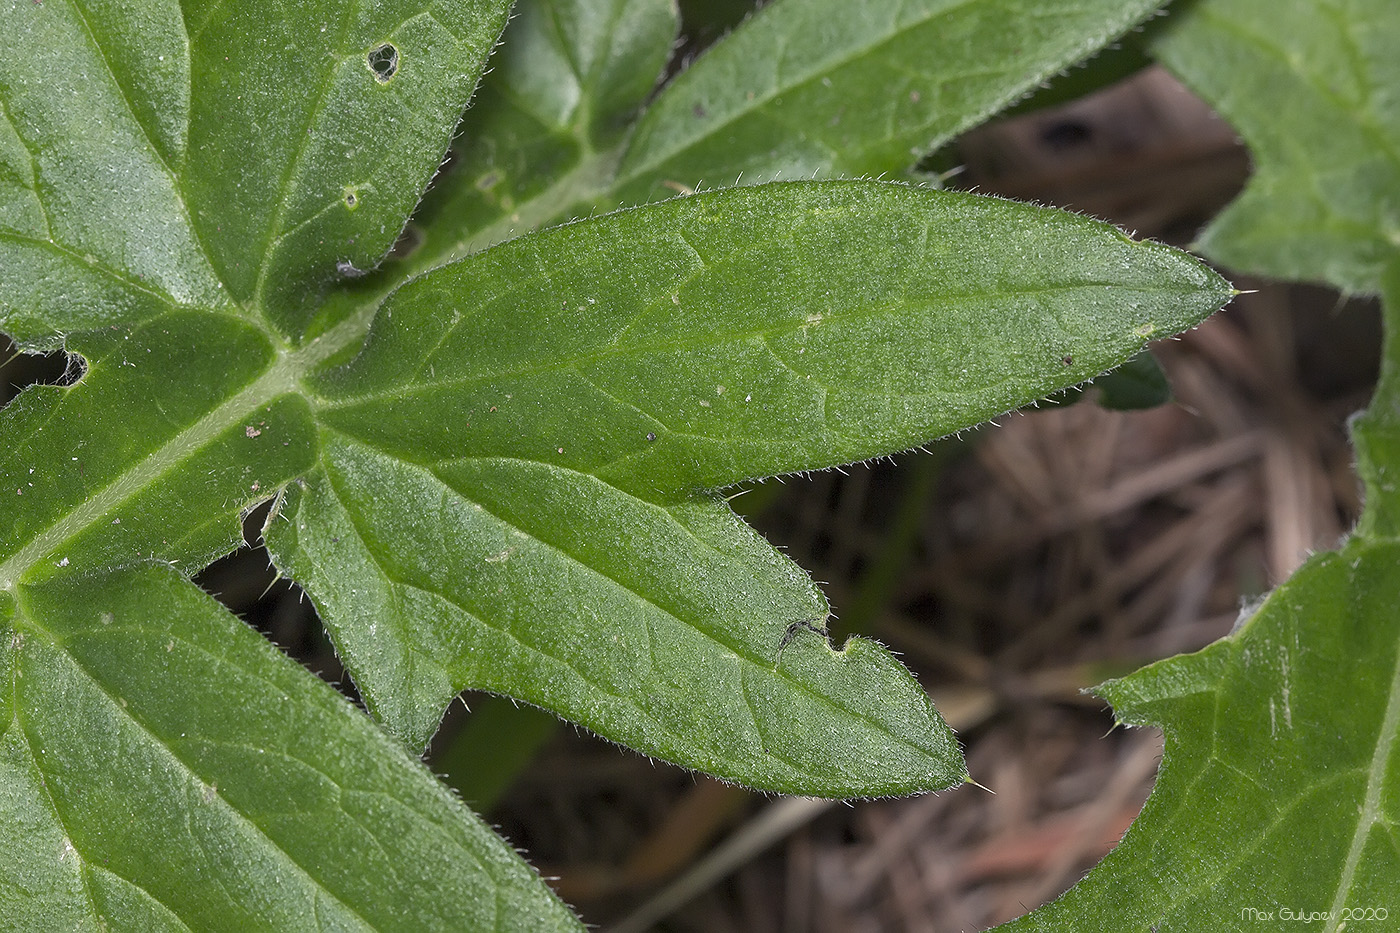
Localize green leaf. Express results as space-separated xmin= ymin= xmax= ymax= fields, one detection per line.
xmin=394 ymin=0 xmax=679 ymax=275
xmin=999 ymin=265 xmax=1400 ymax=926
xmin=0 ymin=1 xmax=228 ymax=346
xmin=0 ymin=0 xmax=1251 ymax=924
xmin=1 ymin=565 xmax=579 ymax=930
xmin=989 ymin=3 xmax=1400 ymax=926
xmin=267 ymin=180 xmax=1231 ymax=783
xmin=1149 ymin=0 xmax=1400 ymax=293
xmin=0 ymin=0 xmax=514 ymax=344
xmin=317 ymin=183 xmax=1229 ymax=494
xmin=183 ymin=0 xmax=515 ymax=336
xmin=269 ymin=451 xmax=959 ymax=795
xmin=401 ymin=0 xmax=1169 ymax=272
xmin=613 ymin=0 xmax=1168 ymax=202
xmin=506 ymin=0 xmax=680 ymax=149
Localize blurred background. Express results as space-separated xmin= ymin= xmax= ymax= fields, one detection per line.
xmin=2 ymin=3 xmax=1381 ymax=930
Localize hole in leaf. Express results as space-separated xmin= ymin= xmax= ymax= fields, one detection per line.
xmin=1 ymin=335 xmax=87 ymax=408
xmin=366 ymin=43 xmax=398 ymax=82
xmin=343 ymin=188 xmax=359 ymax=209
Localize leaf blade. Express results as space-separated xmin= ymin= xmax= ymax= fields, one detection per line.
xmin=2 ymin=565 xmax=580 ymax=931
xmin=988 ymin=1 xmax=1400 ymax=924
xmin=615 ymin=0 xmax=1167 ymax=201
xmin=0 ymin=313 xmax=319 ymax=586
xmin=0 ymin=0 xmax=227 ymax=343
xmin=996 ymin=534 xmax=1400 ymax=931
xmin=389 ymin=0 xmax=679 ymax=278
xmin=270 ymin=436 xmax=967 ymax=794
xmin=181 ymin=0 xmax=514 ymax=335
xmin=398 ymin=0 xmax=1166 ymax=274
xmin=278 ymin=180 xmax=1230 ymax=786
xmin=994 ymin=261 xmax=1400 ymax=933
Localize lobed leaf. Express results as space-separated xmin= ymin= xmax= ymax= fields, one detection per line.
xmin=271 ymin=180 xmax=1232 ymax=780
xmin=1003 ymin=265 xmax=1399 ymax=931
xmin=268 ymin=446 xmax=959 ymax=795
xmin=182 ymin=0 xmax=515 ymax=337
xmin=316 ymin=183 xmax=1230 ymax=498
xmin=0 ymin=565 xmax=579 ymax=931
xmin=0 ymin=312 xmax=318 ymax=588
xmin=0 ymin=0 xmax=228 ymax=346
xmin=0 ymin=0 xmax=1253 ymax=923
xmin=1149 ymin=0 xmax=1400 ymax=294
xmin=0 ymin=0 xmax=514 ymax=345
xmin=997 ymin=0 xmax=1400 ymax=901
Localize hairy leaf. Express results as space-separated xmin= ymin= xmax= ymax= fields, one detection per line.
xmin=269 ymin=180 xmax=1232 ymax=775
xmin=396 ymin=0 xmax=679 ymax=275
xmin=1150 ymin=0 xmax=1400 ymax=293
xmin=401 ymin=0 xmax=1169 ymax=271
xmin=0 ymin=314 xmax=317 ymax=588
xmin=614 ymin=0 xmax=1167 ymax=202
xmin=1 ymin=0 xmax=1251 ymax=925
xmin=317 ymin=184 xmax=1227 ymax=495
xmin=269 ymin=451 xmax=952 ymax=795
xmin=0 ymin=565 xmax=579 ymax=931
xmin=0 ymin=0 xmax=575 ymax=922
xmin=182 ymin=0 xmax=514 ymax=336
xmin=999 ymin=535 xmax=1400 ymax=931
xmin=0 ymin=1 xmax=227 ymax=346
xmin=0 ymin=0 xmax=514 ymax=344
xmin=1049 ymin=350 xmax=1172 ymax=411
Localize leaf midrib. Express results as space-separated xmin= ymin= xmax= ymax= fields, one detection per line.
xmin=1326 ymin=542 xmax=1400 ymax=929
xmin=0 ymin=305 xmax=375 ymax=591
xmin=315 ymin=279 xmax=1192 ymax=410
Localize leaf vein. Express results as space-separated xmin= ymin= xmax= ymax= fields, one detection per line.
xmin=323 ymin=279 xmax=1185 ymax=409
xmin=252 ymin=0 xmax=362 ymax=315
